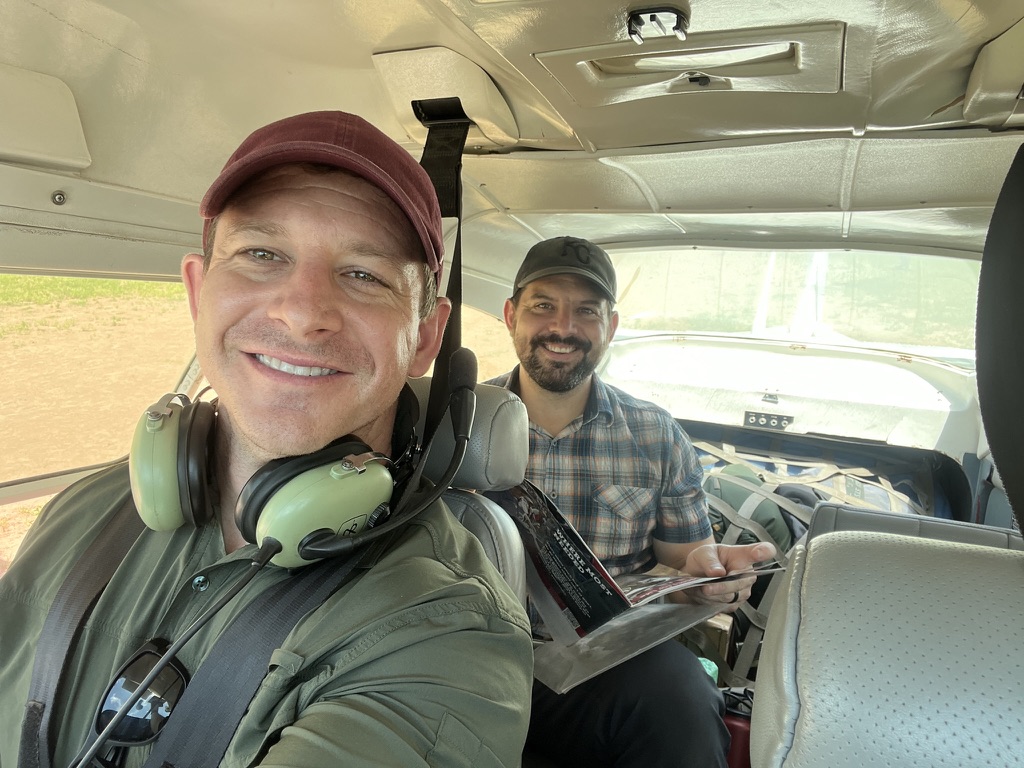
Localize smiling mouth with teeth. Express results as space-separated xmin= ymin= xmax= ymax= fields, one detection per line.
xmin=543 ymin=343 xmax=578 ymax=354
xmin=255 ymin=353 xmax=338 ymax=377
xmin=533 ymin=334 xmax=592 ymax=357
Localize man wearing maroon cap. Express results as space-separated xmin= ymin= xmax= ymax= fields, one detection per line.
xmin=0 ymin=112 xmax=533 ymax=765
xmin=488 ymin=236 xmax=775 ymax=767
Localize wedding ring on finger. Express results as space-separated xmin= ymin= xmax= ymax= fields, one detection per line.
xmin=728 ymin=592 xmax=741 ymax=604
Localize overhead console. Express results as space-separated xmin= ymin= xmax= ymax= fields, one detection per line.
xmin=533 ymin=21 xmax=846 ymax=108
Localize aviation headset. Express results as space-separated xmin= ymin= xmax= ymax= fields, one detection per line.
xmin=128 ymin=392 xmax=401 ymax=568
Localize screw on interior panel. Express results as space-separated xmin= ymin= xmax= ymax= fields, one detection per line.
xmin=51 ymin=191 xmax=67 ymax=205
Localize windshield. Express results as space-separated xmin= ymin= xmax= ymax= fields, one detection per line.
xmin=610 ymin=248 xmax=980 ymax=368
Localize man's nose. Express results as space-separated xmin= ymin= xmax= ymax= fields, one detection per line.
xmin=268 ymin=263 xmax=344 ymax=337
xmin=549 ymin=306 xmax=578 ymax=335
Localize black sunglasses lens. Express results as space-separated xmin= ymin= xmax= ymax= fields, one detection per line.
xmin=97 ymin=650 xmax=186 ymax=744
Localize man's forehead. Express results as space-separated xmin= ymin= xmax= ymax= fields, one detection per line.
xmin=216 ymin=164 xmax=420 ymax=255
xmin=217 ymin=218 xmax=287 ymax=240
xmin=522 ymin=274 xmax=608 ymax=302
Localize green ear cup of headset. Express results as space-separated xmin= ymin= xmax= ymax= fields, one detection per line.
xmin=129 ymin=396 xmax=189 ymax=531
xmin=255 ymin=458 xmax=394 ymax=568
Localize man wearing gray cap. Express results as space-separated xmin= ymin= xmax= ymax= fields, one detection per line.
xmin=488 ymin=236 xmax=774 ymax=767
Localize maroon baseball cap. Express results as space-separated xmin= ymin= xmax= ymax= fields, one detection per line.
xmin=200 ymin=110 xmax=444 ymax=283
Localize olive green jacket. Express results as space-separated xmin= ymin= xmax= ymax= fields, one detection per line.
xmin=0 ymin=463 xmax=533 ymax=766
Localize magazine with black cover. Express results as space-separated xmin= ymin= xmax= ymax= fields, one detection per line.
xmin=484 ymin=481 xmax=783 ymax=691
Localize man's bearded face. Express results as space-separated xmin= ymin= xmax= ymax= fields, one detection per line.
xmin=516 ymin=330 xmax=602 ymax=393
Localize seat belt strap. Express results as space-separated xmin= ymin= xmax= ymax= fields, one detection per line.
xmin=413 ymin=98 xmax=472 ymax=448
xmin=19 ymin=491 xmax=144 ymax=768
xmin=141 ymin=547 xmax=369 ymax=768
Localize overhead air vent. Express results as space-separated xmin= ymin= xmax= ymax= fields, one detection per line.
xmin=594 ymin=42 xmax=797 ymax=77
xmin=534 ymin=22 xmax=845 ymax=107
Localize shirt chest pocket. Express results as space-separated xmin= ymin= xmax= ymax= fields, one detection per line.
xmin=593 ymin=484 xmax=658 ymax=520
xmin=592 ymin=484 xmax=658 ymax=558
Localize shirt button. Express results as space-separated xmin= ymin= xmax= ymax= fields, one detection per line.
xmin=550 ymin=491 xmax=558 ymax=499
xmin=191 ymin=575 xmax=210 ymax=592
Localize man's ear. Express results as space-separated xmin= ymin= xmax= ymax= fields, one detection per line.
xmin=502 ymin=298 xmax=517 ymax=334
xmin=181 ymin=253 xmax=205 ymax=322
xmin=408 ymin=297 xmax=452 ymax=378
xmin=608 ymin=308 xmax=620 ymax=343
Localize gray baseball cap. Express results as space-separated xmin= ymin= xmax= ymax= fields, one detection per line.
xmin=513 ymin=236 xmax=617 ymax=302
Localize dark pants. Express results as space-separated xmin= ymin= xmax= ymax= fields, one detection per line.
xmin=525 ymin=641 xmax=730 ymax=767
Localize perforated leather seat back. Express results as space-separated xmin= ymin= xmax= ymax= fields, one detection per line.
xmin=751 ymin=506 xmax=1024 ymax=768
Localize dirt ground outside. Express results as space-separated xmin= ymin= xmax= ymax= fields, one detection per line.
xmin=0 ymin=298 xmax=518 ymax=575
xmin=0 ymin=296 xmax=196 ymax=574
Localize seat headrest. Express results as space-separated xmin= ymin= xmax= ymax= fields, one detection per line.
xmin=407 ymin=377 xmax=528 ymax=492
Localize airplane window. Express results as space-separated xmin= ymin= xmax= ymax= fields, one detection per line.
xmin=0 ymin=274 xmax=195 ymax=483
xmin=460 ymin=306 xmax=519 ymax=382
xmin=419 ymin=306 xmax=519 ymax=382
xmin=0 ymin=275 xmax=194 ymax=570
xmin=0 ymin=283 xmax=510 ymax=489
xmin=611 ymin=248 xmax=979 ymax=367
xmin=0 ymin=293 xmax=514 ymax=573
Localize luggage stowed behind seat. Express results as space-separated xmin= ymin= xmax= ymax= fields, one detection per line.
xmin=695 ymin=434 xmax=950 ymax=524
xmin=703 ymin=464 xmax=806 ymax=555
xmin=683 ymin=426 xmax=968 ymax=689
xmin=683 ymin=410 xmax=974 ymax=524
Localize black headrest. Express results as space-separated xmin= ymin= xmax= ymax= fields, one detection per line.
xmin=977 ymin=144 xmax=1024 ymax=532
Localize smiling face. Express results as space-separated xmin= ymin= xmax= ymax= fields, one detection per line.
xmin=182 ymin=164 xmax=449 ymax=468
xmin=505 ymin=274 xmax=618 ymax=393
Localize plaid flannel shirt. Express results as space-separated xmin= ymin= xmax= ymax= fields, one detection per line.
xmin=486 ymin=368 xmax=711 ymax=577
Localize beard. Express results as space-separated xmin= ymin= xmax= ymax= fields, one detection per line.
xmin=517 ymin=332 xmax=601 ymax=393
